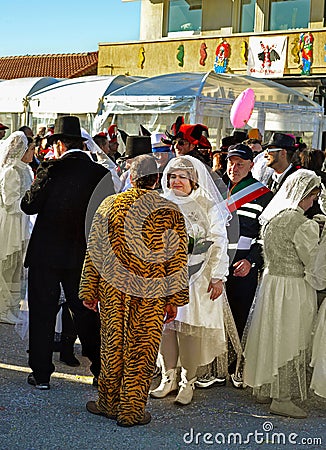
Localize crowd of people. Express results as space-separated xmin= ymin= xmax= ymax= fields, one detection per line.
xmin=0 ymin=115 xmax=325 ymax=427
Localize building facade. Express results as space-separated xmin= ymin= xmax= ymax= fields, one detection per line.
xmin=98 ymin=1 xmax=326 ymax=107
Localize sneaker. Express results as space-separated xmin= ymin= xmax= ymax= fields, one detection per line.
xmin=230 ymin=373 xmax=244 ymax=389
xmin=27 ymin=373 xmax=50 ymax=390
xmin=195 ymin=375 xmax=226 ymax=388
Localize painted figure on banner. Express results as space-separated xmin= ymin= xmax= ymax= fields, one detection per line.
xmin=258 ymin=41 xmax=280 ymax=75
xmin=299 ymin=32 xmax=313 ymax=76
xmin=213 ymin=40 xmax=230 ymax=74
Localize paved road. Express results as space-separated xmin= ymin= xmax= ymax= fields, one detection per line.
xmin=0 ymin=323 xmax=325 ymax=450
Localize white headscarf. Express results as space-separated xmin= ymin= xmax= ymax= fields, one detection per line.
xmin=0 ymin=131 xmax=28 ymax=173
xmin=161 ymin=155 xmax=231 ymax=226
xmin=259 ymin=168 xmax=321 ymax=226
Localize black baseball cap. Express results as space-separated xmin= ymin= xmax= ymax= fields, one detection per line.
xmin=226 ymin=143 xmax=253 ymax=161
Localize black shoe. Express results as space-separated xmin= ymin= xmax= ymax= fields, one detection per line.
xmin=59 ymin=353 xmax=80 ymax=367
xmin=93 ymin=377 xmax=98 ymax=388
xmin=195 ymin=375 xmax=226 ymax=388
xmin=27 ymin=373 xmax=50 ymax=390
xmin=53 ymin=341 xmax=61 ymax=352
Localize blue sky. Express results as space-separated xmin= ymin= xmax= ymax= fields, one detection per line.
xmin=0 ymin=0 xmax=140 ymax=56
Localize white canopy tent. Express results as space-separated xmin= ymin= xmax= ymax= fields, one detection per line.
xmin=28 ymin=75 xmax=142 ymax=133
xmin=95 ymin=71 xmax=324 ymax=149
xmin=0 ymin=77 xmax=60 ymax=132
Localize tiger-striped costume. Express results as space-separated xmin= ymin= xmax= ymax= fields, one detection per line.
xmin=79 ymin=187 xmax=189 ymax=426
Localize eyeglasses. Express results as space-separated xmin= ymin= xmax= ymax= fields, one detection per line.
xmin=265 ymin=148 xmax=283 ymax=153
xmin=173 ymin=139 xmax=188 ymax=146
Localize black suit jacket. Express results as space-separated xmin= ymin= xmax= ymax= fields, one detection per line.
xmin=21 ymin=151 xmax=115 ymax=270
xmin=266 ymin=164 xmax=297 ymax=193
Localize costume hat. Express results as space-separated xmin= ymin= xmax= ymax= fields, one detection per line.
xmin=248 ymin=128 xmax=261 ymax=140
xmin=163 ymin=116 xmax=184 ymax=145
xmin=263 ymin=132 xmax=296 ymax=151
xmin=151 ymin=132 xmax=170 ymax=153
xmin=107 ymin=124 xmax=118 ymax=143
xmin=47 ymin=116 xmax=86 ymax=144
xmin=227 ymin=143 xmax=253 ymax=161
xmin=177 ymin=124 xmax=211 ymax=149
xmin=119 ymin=136 xmax=152 ymax=160
xmin=0 ymin=123 xmax=9 ymax=130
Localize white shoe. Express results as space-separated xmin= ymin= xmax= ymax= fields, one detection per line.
xmin=0 ymin=311 xmax=22 ymax=325
xmin=150 ymin=368 xmax=178 ymax=398
xmin=270 ymin=399 xmax=307 ymax=419
xmin=230 ymin=373 xmax=244 ymax=389
xmin=174 ymin=376 xmax=196 ymax=405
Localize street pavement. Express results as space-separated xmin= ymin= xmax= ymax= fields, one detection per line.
xmin=0 ymin=322 xmax=325 ymax=450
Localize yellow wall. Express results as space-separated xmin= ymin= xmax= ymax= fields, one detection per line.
xmin=98 ymin=29 xmax=326 ymax=77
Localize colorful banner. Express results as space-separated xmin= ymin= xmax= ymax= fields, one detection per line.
xmin=247 ymin=36 xmax=287 ymax=78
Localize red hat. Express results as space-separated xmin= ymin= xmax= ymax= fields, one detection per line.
xmin=0 ymin=123 xmax=9 ymax=130
xmin=178 ymin=124 xmax=211 ymax=149
xmin=95 ymin=131 xmax=107 ymax=138
xmin=107 ymin=124 xmax=118 ymax=143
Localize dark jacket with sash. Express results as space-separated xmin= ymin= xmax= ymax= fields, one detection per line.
xmin=223 ymin=172 xmax=273 ymax=339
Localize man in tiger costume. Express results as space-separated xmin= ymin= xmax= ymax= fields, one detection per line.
xmin=80 ymin=154 xmax=189 ymax=427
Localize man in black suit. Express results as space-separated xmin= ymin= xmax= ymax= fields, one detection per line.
xmin=21 ymin=116 xmax=115 ymax=389
xmin=264 ymin=132 xmax=297 ymax=193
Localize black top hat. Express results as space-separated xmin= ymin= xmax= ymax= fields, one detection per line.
xmin=232 ymin=130 xmax=248 ymax=143
xmin=221 ymin=135 xmax=236 ymax=149
xmin=263 ymin=132 xmax=296 ymax=151
xmin=226 ymin=143 xmax=254 ymax=161
xmin=119 ymin=136 xmax=152 ymax=160
xmin=47 ymin=116 xmax=86 ymax=144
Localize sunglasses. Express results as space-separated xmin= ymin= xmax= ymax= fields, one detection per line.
xmin=265 ymin=147 xmax=283 ymax=153
xmin=173 ymin=139 xmax=188 ymax=146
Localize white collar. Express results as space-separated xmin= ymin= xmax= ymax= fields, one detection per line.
xmin=272 ymin=164 xmax=293 ymax=182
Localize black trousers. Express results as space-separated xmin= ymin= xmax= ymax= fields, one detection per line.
xmin=226 ymin=266 xmax=258 ymax=375
xmin=226 ymin=266 xmax=259 ymax=339
xmin=27 ymin=265 xmax=101 ymax=383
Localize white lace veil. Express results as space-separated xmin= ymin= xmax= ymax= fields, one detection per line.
xmin=0 ymin=131 xmax=28 ymax=173
xmin=161 ymin=155 xmax=231 ymax=225
xmin=81 ymin=128 xmax=117 ymax=170
xmin=259 ymin=169 xmax=321 ymax=226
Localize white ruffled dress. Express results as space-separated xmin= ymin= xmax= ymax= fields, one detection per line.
xmin=0 ymin=161 xmax=34 ymax=317
xmin=243 ymin=207 xmax=326 ymax=400
xmin=310 ymin=298 xmax=326 ymax=398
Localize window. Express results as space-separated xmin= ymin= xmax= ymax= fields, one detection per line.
xmin=241 ymin=0 xmax=256 ymax=33
xmin=270 ymin=0 xmax=310 ymax=30
xmin=168 ymin=0 xmax=202 ymax=34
